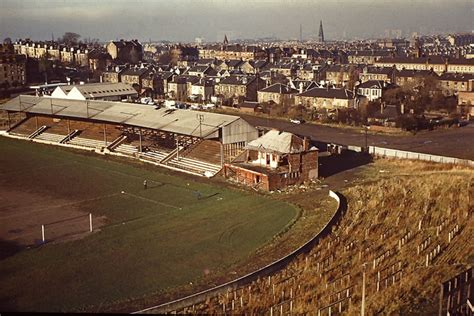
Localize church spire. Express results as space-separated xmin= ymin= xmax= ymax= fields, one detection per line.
xmin=223 ymin=34 xmax=229 ymax=45
xmin=318 ymin=20 xmax=325 ymax=43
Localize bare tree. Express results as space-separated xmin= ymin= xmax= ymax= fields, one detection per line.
xmin=61 ymin=32 xmax=81 ymax=46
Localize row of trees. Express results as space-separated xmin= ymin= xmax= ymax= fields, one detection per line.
xmin=382 ymin=77 xmax=457 ymax=114
xmin=4 ymin=32 xmax=100 ymax=47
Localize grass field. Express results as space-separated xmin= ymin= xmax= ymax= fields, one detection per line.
xmin=0 ymin=136 xmax=298 ymax=312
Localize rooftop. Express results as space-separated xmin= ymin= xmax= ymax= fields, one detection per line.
xmin=246 ymin=129 xmax=311 ymax=155
xmin=1 ymin=95 xmax=241 ymax=138
xmin=296 ymin=87 xmax=355 ymax=99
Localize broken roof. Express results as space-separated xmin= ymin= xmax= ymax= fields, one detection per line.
xmin=246 ymin=129 xmax=310 ymax=155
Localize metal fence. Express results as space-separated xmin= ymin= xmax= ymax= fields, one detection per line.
xmin=368 ymin=146 xmax=474 ymax=167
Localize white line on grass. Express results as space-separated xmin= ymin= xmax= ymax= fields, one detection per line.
xmin=122 ymin=192 xmax=181 ymax=210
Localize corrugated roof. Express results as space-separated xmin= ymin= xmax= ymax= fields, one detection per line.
xmin=70 ymin=82 xmax=137 ymax=98
xmin=0 ymin=95 xmax=240 ymax=137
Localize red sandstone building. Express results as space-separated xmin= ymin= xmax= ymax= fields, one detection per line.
xmin=224 ymin=130 xmax=318 ymax=191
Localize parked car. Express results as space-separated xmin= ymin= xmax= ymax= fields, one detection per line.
xmin=190 ymin=104 xmax=202 ymax=110
xmin=140 ymin=97 xmax=154 ymax=105
xmin=164 ymin=100 xmax=176 ymax=109
xmin=176 ymin=103 xmax=189 ymax=109
xmin=290 ymin=118 xmax=304 ymax=124
xmin=203 ymin=103 xmax=216 ymax=110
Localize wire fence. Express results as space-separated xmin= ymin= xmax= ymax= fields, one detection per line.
xmin=368 ymin=146 xmax=474 ymax=167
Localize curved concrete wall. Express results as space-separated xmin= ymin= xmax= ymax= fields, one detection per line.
xmin=134 ymin=190 xmax=347 ymax=314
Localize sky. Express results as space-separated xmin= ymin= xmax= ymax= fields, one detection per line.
xmin=0 ymin=0 xmax=473 ymax=42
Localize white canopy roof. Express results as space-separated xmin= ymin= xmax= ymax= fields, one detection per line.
xmin=1 ymin=95 xmax=240 ymax=138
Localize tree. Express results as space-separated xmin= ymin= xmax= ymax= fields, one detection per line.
xmin=288 ymin=103 xmax=305 ymax=119
xmin=61 ymin=32 xmax=81 ymax=46
xmin=3 ymin=37 xmax=12 ymax=44
xmin=347 ymin=65 xmax=359 ymax=90
xmin=158 ymin=52 xmax=172 ymax=65
xmin=38 ymin=54 xmax=52 ymax=83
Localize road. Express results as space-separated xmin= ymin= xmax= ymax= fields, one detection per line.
xmin=239 ymin=114 xmax=474 ymax=160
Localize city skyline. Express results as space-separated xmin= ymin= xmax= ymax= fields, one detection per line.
xmin=1 ymin=0 xmax=473 ymax=42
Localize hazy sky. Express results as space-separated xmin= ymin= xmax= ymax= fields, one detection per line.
xmin=0 ymin=0 xmax=473 ymax=42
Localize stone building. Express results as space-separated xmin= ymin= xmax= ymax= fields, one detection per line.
xmin=191 ymin=78 xmax=215 ymax=102
xmin=101 ymin=66 xmax=126 ymax=84
xmin=199 ymin=44 xmax=267 ymax=61
xmin=395 ymin=69 xmax=438 ymax=87
xmin=356 ymin=80 xmax=388 ymax=101
xmin=167 ymin=75 xmax=200 ymax=101
xmin=120 ymin=67 xmax=150 ymax=91
xmin=347 ymin=50 xmax=392 ymax=65
xmin=294 ymin=87 xmax=362 ymax=109
xmin=74 ymin=48 xmax=90 ymax=67
xmin=257 ymin=83 xmax=298 ymax=105
xmin=88 ymin=49 xmax=112 ymax=72
xmin=215 ymin=75 xmax=266 ymax=103
xmin=0 ymin=53 xmax=27 ymax=89
xmin=60 ymin=47 xmax=76 ymax=64
xmin=359 ymin=66 xmax=397 ymax=83
xmin=325 ymin=64 xmax=354 ymax=86
xmin=106 ymin=39 xmax=143 ymax=64
xmin=375 ymin=56 xmax=474 ymax=75
xmin=438 ymin=73 xmax=474 ymax=96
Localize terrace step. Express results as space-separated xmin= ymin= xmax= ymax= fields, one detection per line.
xmin=34 ymin=132 xmax=67 ymax=143
xmin=140 ymin=150 xmax=169 ymax=162
xmin=115 ymin=143 xmax=138 ymax=155
xmin=167 ymin=155 xmax=221 ymax=176
xmin=67 ymin=137 xmax=106 ymax=149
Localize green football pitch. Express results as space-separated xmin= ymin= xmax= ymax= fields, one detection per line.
xmin=0 ymin=136 xmax=298 ymax=312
